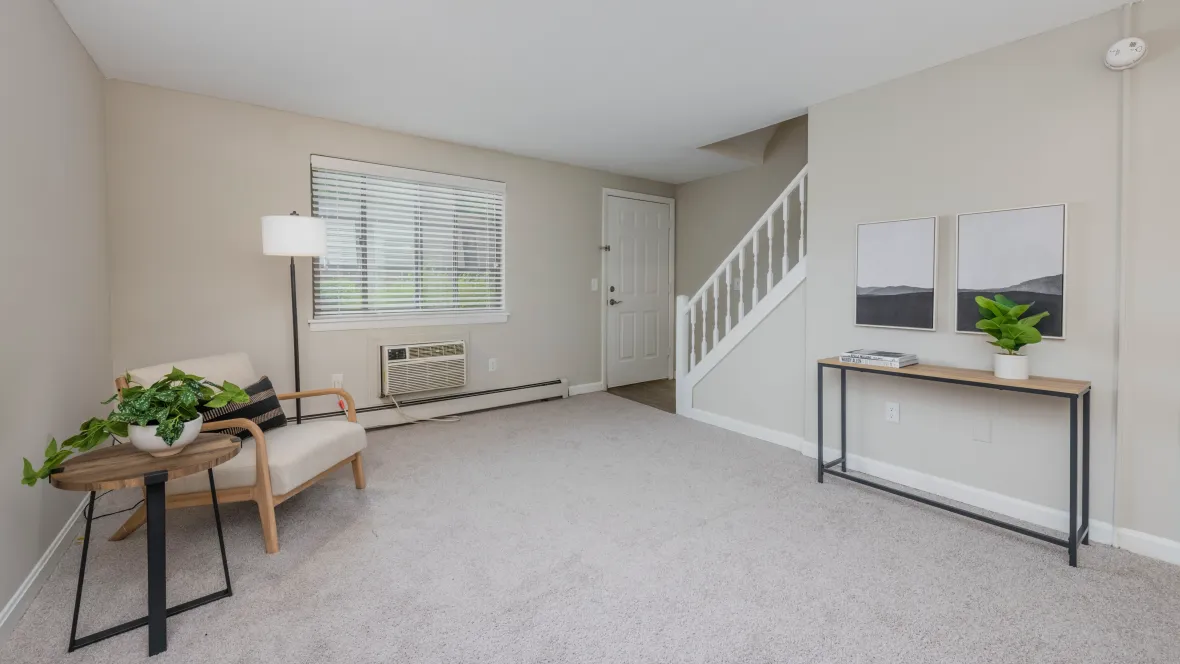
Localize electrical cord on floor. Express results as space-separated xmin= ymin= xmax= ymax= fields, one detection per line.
xmin=387 ymin=393 xmax=460 ymax=424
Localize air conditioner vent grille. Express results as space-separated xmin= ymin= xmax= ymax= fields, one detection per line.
xmin=380 ymin=341 xmax=467 ymax=397
xmin=409 ymin=343 xmax=464 ymax=359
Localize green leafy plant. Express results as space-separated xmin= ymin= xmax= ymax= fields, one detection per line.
xmin=975 ymin=294 xmax=1050 ymax=355
xmin=20 ymin=368 xmax=248 ymax=486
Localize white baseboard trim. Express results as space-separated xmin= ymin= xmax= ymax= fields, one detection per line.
xmin=796 ymin=441 xmax=1115 ymax=545
xmin=682 ymin=407 xmax=806 ymax=452
xmin=568 ymin=382 xmax=606 ymax=397
xmin=357 ymin=380 xmax=568 ymax=428
xmin=1116 ymin=528 xmax=1180 ymax=566
xmin=0 ymin=496 xmax=88 ymax=644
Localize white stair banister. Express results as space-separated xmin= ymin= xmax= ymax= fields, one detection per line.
xmin=676 ymin=164 xmax=808 ymax=417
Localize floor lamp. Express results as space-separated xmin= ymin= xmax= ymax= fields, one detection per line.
xmin=262 ymin=212 xmax=327 ymax=424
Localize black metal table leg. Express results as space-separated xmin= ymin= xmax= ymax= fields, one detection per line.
xmin=64 ymin=465 xmax=234 ymax=655
xmin=67 ymin=491 xmax=97 ymax=652
xmin=1068 ymin=396 xmax=1078 ymax=567
xmin=840 ymin=369 xmax=847 ymax=472
xmin=145 ymin=470 xmax=169 ymax=655
xmin=817 ymin=365 xmax=824 ymax=483
xmin=209 ymin=469 xmax=232 ymax=594
xmin=1082 ymin=391 xmax=1091 ymax=545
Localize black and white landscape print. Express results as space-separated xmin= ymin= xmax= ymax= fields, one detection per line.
xmin=855 ymin=217 xmax=937 ymax=330
xmin=956 ymin=204 xmax=1065 ymax=338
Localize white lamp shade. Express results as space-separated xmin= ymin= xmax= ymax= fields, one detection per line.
xmin=261 ymin=215 xmax=327 ymax=257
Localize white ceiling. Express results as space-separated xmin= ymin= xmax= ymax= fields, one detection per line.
xmin=55 ymin=0 xmax=1124 ymax=184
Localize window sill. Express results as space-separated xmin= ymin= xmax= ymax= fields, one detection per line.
xmin=308 ymin=312 xmax=509 ymax=332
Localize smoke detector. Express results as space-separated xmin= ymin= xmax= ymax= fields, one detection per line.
xmin=1105 ymin=37 xmax=1148 ymax=71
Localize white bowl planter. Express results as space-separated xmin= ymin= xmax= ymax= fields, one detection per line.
xmin=993 ymin=354 xmax=1029 ymax=380
xmin=129 ymin=416 xmax=203 ymax=457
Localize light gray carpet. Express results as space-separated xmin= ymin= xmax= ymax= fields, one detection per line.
xmin=4 ymin=393 xmax=1180 ymax=663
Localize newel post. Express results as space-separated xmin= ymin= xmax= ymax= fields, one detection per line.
xmin=675 ymin=294 xmax=689 ymax=380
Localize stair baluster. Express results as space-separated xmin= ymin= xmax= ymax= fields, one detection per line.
xmin=751 ymin=230 xmax=760 ymax=306
xmin=724 ymin=263 xmax=733 ymax=334
xmin=737 ymin=252 xmax=746 ymax=323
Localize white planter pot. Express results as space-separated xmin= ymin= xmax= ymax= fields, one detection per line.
xmin=129 ymin=416 xmax=203 ymax=457
xmin=993 ymin=354 xmax=1029 ymax=380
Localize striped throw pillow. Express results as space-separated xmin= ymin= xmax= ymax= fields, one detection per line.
xmin=199 ymin=376 xmax=287 ymax=440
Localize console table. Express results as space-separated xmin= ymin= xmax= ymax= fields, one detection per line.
xmin=50 ymin=434 xmax=239 ymax=656
xmin=816 ymin=358 xmax=1091 ymax=567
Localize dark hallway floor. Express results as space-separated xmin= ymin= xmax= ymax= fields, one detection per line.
xmin=606 ymin=379 xmax=675 ymax=413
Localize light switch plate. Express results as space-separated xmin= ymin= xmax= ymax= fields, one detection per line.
xmin=591 ymin=278 xmax=599 ymax=291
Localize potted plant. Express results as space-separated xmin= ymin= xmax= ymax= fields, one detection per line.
xmin=975 ymin=294 xmax=1050 ymax=380
xmin=21 ymin=368 xmax=248 ymax=485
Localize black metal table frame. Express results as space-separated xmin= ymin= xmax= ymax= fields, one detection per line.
xmin=67 ymin=468 xmax=233 ymax=656
xmin=817 ymin=363 xmax=1091 ymax=567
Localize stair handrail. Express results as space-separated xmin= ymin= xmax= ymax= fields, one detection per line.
xmin=686 ymin=164 xmax=808 ymax=306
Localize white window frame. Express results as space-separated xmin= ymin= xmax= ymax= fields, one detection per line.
xmin=308 ymin=155 xmax=509 ymax=332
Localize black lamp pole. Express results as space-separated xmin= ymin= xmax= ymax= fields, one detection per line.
xmin=289 ymin=255 xmax=302 ymax=424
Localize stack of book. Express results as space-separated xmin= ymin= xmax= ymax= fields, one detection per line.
xmin=838 ymin=349 xmax=918 ymax=369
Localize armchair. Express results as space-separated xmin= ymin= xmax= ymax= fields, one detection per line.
xmin=108 ymin=352 xmax=367 ymax=553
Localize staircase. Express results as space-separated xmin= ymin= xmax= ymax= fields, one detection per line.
xmin=675 ymin=165 xmax=809 ymax=412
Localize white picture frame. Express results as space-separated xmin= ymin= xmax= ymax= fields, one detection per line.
xmin=854 ymin=216 xmax=938 ymax=331
xmin=955 ymin=204 xmax=1067 ymax=339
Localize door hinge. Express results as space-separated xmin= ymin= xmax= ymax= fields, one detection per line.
xmin=599 ymin=244 xmax=611 ymax=252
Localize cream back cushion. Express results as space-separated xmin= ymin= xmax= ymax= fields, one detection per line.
xmin=128 ymin=352 xmax=257 ymax=388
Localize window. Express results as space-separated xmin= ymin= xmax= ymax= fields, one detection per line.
xmin=310 ymin=156 xmax=506 ymax=330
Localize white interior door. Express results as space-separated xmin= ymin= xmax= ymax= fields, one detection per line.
xmin=606 ymin=195 xmax=672 ymax=388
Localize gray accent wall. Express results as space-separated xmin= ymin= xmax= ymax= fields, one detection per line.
xmin=0 ymin=0 xmax=111 ymax=622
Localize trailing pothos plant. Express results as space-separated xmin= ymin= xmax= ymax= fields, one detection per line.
xmin=975 ymin=294 xmax=1050 ymax=355
xmin=20 ymin=368 xmax=249 ymax=486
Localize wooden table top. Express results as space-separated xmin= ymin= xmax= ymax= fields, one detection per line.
xmin=818 ymin=358 xmax=1091 ymax=396
xmin=50 ymin=434 xmax=240 ymax=492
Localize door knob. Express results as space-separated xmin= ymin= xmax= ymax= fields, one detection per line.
xmin=609 ymin=299 xmax=623 ymax=306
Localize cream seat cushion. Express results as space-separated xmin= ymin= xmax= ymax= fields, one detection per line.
xmin=166 ymin=420 xmax=367 ymax=496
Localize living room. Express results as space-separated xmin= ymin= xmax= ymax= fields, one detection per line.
xmin=3 ymin=0 xmax=1179 ymax=662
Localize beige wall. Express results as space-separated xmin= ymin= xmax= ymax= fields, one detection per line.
xmin=0 ymin=0 xmax=110 ymax=613
xmin=797 ymin=2 xmax=1180 ymax=544
xmin=675 ymin=117 xmax=808 ymax=295
xmin=806 ymin=9 xmax=1121 ymax=523
xmin=105 ymin=82 xmax=674 ymax=417
xmin=1120 ymin=0 xmax=1180 ymax=541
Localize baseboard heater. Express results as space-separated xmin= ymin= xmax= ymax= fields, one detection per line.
xmin=300 ymin=379 xmax=567 ymax=430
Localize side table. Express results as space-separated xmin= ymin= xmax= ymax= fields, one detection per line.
xmin=50 ymin=434 xmax=240 ymax=656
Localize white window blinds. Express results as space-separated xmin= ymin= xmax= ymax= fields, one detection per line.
xmin=310 ymin=156 xmax=506 ymax=321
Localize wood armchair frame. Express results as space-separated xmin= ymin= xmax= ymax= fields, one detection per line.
xmin=109 ymin=380 xmax=365 ymax=553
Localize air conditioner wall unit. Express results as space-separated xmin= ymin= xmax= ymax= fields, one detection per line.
xmin=380 ymin=340 xmax=467 ymax=397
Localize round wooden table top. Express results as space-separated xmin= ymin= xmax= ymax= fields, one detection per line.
xmin=49 ymin=434 xmax=240 ymax=492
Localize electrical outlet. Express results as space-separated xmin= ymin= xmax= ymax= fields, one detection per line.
xmin=331 ymin=373 xmax=344 ymax=389
xmin=885 ymin=402 xmax=900 ymax=423
xmin=591 ymin=277 xmax=599 ymax=291
xmin=488 ymin=358 xmax=498 ymax=372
